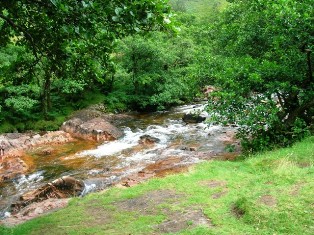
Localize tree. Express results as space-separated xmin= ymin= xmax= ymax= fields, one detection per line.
xmin=207 ymin=0 xmax=314 ymax=151
xmin=107 ymin=31 xmax=197 ymax=111
xmin=0 ymin=0 xmax=173 ymax=118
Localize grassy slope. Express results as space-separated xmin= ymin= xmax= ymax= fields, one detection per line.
xmin=1 ymin=136 xmax=313 ymax=235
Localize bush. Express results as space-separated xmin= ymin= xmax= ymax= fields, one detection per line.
xmin=103 ymin=91 xmax=131 ymax=113
xmin=32 ymin=120 xmax=61 ymax=131
xmin=0 ymin=122 xmax=16 ymax=133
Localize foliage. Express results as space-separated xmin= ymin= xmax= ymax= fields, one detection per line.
xmin=0 ymin=0 xmax=171 ymax=113
xmin=103 ymin=90 xmax=131 ymax=112
xmin=170 ymin=0 xmax=228 ymax=17
xmin=2 ymin=136 xmax=313 ymax=234
xmin=207 ymin=0 xmax=314 ymax=151
xmin=108 ymin=0 xmax=230 ymax=112
xmin=0 ymin=0 xmax=173 ymax=125
xmin=109 ymin=32 xmax=198 ymax=111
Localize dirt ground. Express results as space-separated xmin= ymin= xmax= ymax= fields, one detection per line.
xmin=85 ymin=190 xmax=213 ymax=234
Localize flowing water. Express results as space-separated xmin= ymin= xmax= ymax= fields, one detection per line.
xmin=0 ymin=103 xmax=239 ymax=218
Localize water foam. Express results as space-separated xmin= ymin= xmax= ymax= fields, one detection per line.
xmin=80 ymin=127 xmax=143 ymax=157
xmin=79 ymin=112 xmax=217 ymax=163
xmin=14 ymin=171 xmax=45 ymax=189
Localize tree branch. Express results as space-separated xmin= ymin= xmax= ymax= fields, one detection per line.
xmin=275 ymin=91 xmax=284 ymax=109
xmin=0 ymin=13 xmax=38 ymax=60
xmin=285 ymin=99 xmax=314 ymax=125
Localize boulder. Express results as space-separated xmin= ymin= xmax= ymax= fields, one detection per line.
xmin=0 ymin=131 xmax=73 ymax=154
xmin=39 ymin=147 xmax=54 ymax=156
xmin=138 ymin=135 xmax=160 ymax=145
xmin=182 ymin=114 xmax=206 ymax=124
xmin=61 ymin=117 xmax=123 ymax=142
xmin=11 ymin=176 xmax=84 ymax=213
xmin=0 ymin=156 xmax=28 ymax=182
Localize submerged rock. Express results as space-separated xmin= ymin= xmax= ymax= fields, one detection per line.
xmin=138 ymin=135 xmax=160 ymax=145
xmin=10 ymin=176 xmax=84 ymax=214
xmin=182 ymin=113 xmax=206 ymax=124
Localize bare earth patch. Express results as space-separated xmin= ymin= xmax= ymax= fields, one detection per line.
xmin=115 ymin=190 xmax=183 ymax=215
xmin=200 ymin=180 xmax=228 ymax=199
xmin=290 ymin=183 xmax=305 ymax=196
xmin=258 ymin=195 xmax=277 ymax=207
xmin=212 ymin=191 xmax=228 ymax=199
xmin=200 ymin=180 xmax=227 ymax=188
xmin=114 ymin=190 xmax=213 ymax=234
xmin=84 ymin=199 xmax=114 ymax=226
xmin=155 ymin=209 xmax=213 ymax=234
xmin=231 ymin=204 xmax=245 ymax=218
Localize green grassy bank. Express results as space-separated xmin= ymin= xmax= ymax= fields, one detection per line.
xmin=1 ymin=137 xmax=313 ymax=235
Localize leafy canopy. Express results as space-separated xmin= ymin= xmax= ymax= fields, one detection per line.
xmin=0 ymin=0 xmax=173 ymax=126
xmin=207 ymin=0 xmax=314 ymax=151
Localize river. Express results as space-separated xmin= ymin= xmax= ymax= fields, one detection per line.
xmin=0 ymin=103 xmax=239 ymax=218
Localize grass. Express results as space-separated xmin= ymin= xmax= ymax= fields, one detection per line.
xmin=1 ymin=136 xmax=313 ymax=235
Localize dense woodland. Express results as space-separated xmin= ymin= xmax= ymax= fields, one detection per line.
xmin=0 ymin=0 xmax=313 ymax=151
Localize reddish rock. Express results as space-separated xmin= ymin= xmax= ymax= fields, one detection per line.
xmin=10 ymin=176 xmax=84 ymax=214
xmin=0 ymin=131 xmax=73 ymax=154
xmin=0 ymin=156 xmax=28 ymax=182
xmin=1 ymin=198 xmax=69 ymax=226
xmin=61 ymin=117 xmax=122 ymax=142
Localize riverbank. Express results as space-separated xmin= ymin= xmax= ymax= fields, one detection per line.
xmin=0 ymin=103 xmax=240 ymax=224
xmin=0 ymin=131 xmax=74 ymax=183
xmin=1 ymin=136 xmax=313 ymax=234
xmin=0 ymin=104 xmax=133 ymax=184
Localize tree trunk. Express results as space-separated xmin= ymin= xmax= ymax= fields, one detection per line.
xmin=306 ymin=49 xmax=313 ymax=82
xmin=42 ymin=73 xmax=51 ymax=119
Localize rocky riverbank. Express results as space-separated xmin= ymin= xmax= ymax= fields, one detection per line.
xmin=0 ymin=105 xmax=132 ymax=183
xmin=0 ymin=106 xmax=138 ymax=225
xmin=0 ymin=103 xmax=240 ymax=226
xmin=0 ymin=131 xmax=74 ymax=183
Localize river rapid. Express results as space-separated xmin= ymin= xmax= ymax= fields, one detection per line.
xmin=0 ymin=103 xmax=239 ymax=218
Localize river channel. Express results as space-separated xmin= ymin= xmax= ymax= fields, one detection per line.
xmin=0 ymin=103 xmax=239 ymax=218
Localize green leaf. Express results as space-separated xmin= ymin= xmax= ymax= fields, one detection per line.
xmin=115 ymin=7 xmax=123 ymax=16
xmin=112 ymin=16 xmax=119 ymax=22
xmin=50 ymin=0 xmax=57 ymax=7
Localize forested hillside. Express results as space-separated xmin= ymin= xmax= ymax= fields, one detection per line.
xmin=0 ymin=0 xmax=174 ymax=132
xmin=0 ymin=0 xmax=313 ymax=151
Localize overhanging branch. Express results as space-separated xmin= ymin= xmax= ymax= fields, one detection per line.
xmin=0 ymin=13 xmax=38 ymax=60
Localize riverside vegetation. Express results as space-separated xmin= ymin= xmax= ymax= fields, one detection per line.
xmin=0 ymin=0 xmax=313 ymax=233
xmin=1 ymin=0 xmax=313 ymax=151
xmin=1 ymin=136 xmax=313 ymax=234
